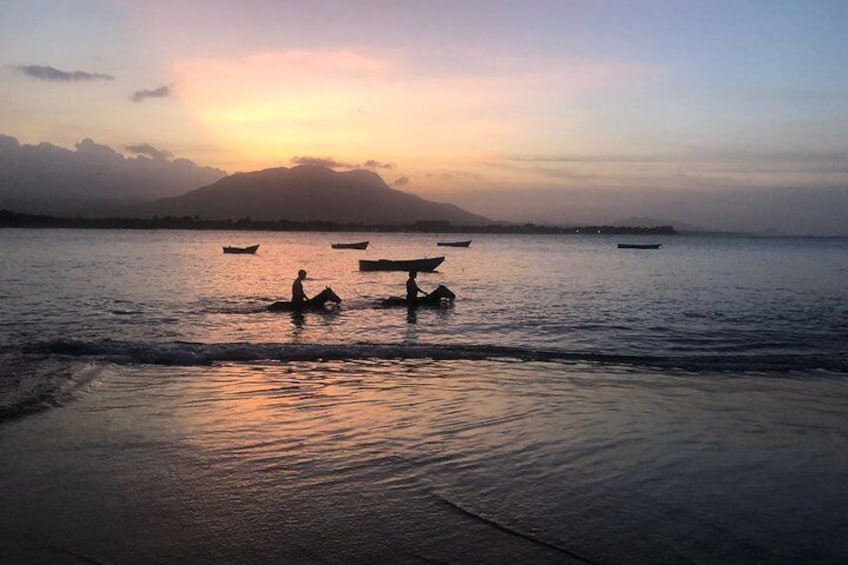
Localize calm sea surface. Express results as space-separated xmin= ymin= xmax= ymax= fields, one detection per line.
xmin=1 ymin=229 xmax=847 ymax=563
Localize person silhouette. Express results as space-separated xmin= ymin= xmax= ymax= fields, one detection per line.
xmin=292 ymin=269 xmax=309 ymax=310
xmin=406 ymin=270 xmax=428 ymax=307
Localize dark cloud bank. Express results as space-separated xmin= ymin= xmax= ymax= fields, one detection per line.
xmin=16 ymin=65 xmax=114 ymax=82
xmin=0 ymin=135 xmax=225 ymax=215
xmin=125 ymin=143 xmax=173 ymax=160
xmin=132 ymin=86 xmax=170 ymax=103
xmin=291 ymin=156 xmax=393 ymax=170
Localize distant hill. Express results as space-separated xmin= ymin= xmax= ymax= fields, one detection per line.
xmin=147 ymin=165 xmax=491 ymax=225
xmin=0 ymin=136 xmax=488 ymax=225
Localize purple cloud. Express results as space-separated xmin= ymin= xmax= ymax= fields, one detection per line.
xmin=291 ymin=156 xmax=354 ymax=168
xmin=131 ymin=85 xmax=170 ymax=103
xmin=17 ymin=65 xmax=114 ymax=82
xmin=125 ymin=143 xmax=173 ymax=160
xmin=363 ymin=159 xmax=393 ymax=169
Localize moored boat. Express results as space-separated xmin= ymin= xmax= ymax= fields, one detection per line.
xmin=359 ymin=256 xmax=445 ymax=272
xmin=223 ymin=244 xmax=259 ymax=254
xmin=331 ymin=241 xmax=369 ymax=250
xmin=437 ymin=240 xmax=472 ymax=247
xmin=617 ymin=243 xmax=662 ymax=249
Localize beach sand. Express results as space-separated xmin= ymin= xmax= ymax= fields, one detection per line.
xmin=1 ymin=362 xmax=591 ymax=565
xmin=4 ymin=358 xmax=848 ymax=564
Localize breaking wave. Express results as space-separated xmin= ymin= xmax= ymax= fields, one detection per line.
xmin=20 ymin=338 xmax=848 ymax=374
xmin=0 ymin=354 xmax=104 ymax=423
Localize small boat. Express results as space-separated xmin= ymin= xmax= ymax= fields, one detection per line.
xmin=223 ymin=244 xmax=259 ymax=254
xmin=437 ymin=240 xmax=472 ymax=247
xmin=331 ymin=241 xmax=369 ymax=250
xmin=617 ymin=243 xmax=662 ymax=249
xmin=359 ymin=256 xmax=445 ymax=272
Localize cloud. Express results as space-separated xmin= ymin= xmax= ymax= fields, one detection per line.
xmin=483 ymin=161 xmax=595 ymax=181
xmin=425 ymin=171 xmax=485 ymax=182
xmin=291 ymin=156 xmax=354 ymax=168
xmin=75 ymin=138 xmax=121 ymax=156
xmin=501 ymin=154 xmax=664 ymax=164
xmin=392 ymin=176 xmax=410 ymax=186
xmin=291 ymin=156 xmax=399 ymax=170
xmin=172 ymin=48 xmax=663 ymax=161
xmin=0 ymin=135 xmax=226 ymax=206
xmin=490 ymin=149 xmax=848 ymax=185
xmin=16 ymin=65 xmax=114 ymax=82
xmin=125 ymin=143 xmax=173 ymax=160
xmin=131 ymin=85 xmax=170 ymax=103
xmin=363 ymin=160 xmax=393 ymax=170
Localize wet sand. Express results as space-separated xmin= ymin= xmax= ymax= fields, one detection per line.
xmin=4 ymin=359 xmax=848 ymax=564
xmin=1 ymin=363 xmax=592 ymax=565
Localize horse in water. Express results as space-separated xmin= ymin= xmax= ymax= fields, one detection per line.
xmin=380 ymin=284 xmax=456 ymax=308
xmin=267 ymin=287 xmax=342 ymax=312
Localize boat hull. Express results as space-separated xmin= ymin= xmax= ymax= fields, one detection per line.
xmin=359 ymin=256 xmax=445 ymax=272
xmin=437 ymin=240 xmax=471 ymax=247
xmin=223 ymin=244 xmax=259 ymax=254
xmin=331 ymin=241 xmax=369 ymax=250
xmin=617 ymin=243 xmax=662 ymax=249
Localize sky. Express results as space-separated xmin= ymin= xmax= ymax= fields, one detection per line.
xmin=1 ymin=0 xmax=847 ymax=232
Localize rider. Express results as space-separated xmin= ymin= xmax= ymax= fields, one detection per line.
xmin=292 ymin=269 xmax=309 ymax=309
xmin=406 ymin=270 xmax=428 ymax=307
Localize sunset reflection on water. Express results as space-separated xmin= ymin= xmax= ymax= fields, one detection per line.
xmin=43 ymin=355 xmax=848 ymax=563
xmin=5 ymin=228 xmax=848 ymax=562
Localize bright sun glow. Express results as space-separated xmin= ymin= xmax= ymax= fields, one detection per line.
xmin=171 ymin=49 xmax=661 ymax=170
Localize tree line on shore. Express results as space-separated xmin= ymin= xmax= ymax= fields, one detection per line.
xmin=0 ymin=209 xmax=677 ymax=235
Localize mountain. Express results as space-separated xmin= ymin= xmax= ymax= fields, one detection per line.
xmin=147 ymin=165 xmax=491 ymax=225
xmin=0 ymin=136 xmax=489 ymax=224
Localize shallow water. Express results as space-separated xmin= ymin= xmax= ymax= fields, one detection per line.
xmin=3 ymin=360 xmax=847 ymax=563
xmin=3 ymin=229 xmax=847 ymax=355
xmin=2 ymin=229 xmax=847 ymax=563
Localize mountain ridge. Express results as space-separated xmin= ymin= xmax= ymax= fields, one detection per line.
xmin=147 ymin=165 xmax=491 ymax=225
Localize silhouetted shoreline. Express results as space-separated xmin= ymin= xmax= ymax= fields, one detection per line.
xmin=0 ymin=210 xmax=676 ymax=235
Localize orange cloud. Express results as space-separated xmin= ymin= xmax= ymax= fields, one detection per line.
xmin=171 ymin=49 xmax=662 ymax=170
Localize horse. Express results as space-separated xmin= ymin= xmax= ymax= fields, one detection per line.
xmin=267 ymin=287 xmax=342 ymax=312
xmin=380 ymin=284 xmax=456 ymax=308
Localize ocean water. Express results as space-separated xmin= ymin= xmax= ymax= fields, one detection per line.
xmin=1 ymin=228 xmax=847 ymax=563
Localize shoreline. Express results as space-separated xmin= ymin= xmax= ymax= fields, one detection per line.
xmin=0 ymin=209 xmax=676 ymax=235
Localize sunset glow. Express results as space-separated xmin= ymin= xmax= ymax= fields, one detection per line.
xmin=2 ymin=0 xmax=847 ymax=232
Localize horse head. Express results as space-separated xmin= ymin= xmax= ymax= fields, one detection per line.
xmin=432 ymin=285 xmax=456 ymax=301
xmin=321 ymin=286 xmax=342 ymax=304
